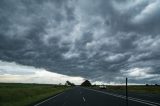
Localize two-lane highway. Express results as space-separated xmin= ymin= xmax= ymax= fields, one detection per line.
xmin=34 ymin=87 xmax=160 ymax=106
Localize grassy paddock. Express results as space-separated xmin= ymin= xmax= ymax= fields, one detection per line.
xmin=0 ymin=83 xmax=70 ymax=106
xmin=93 ymin=85 xmax=160 ymax=94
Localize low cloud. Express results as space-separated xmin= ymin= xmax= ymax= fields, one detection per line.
xmin=120 ymin=67 xmax=160 ymax=84
xmin=0 ymin=60 xmax=84 ymax=84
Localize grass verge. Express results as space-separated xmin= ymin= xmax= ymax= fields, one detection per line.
xmin=91 ymin=85 xmax=160 ymax=94
xmin=0 ymin=83 xmax=70 ymax=106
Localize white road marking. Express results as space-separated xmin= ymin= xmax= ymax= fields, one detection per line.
xmin=34 ymin=92 xmax=64 ymax=106
xmin=83 ymin=88 xmax=160 ymax=106
xmin=129 ymin=97 xmax=160 ymax=106
xmin=83 ymin=97 xmax=86 ymax=102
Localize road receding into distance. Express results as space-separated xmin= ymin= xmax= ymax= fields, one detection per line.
xmin=34 ymin=87 xmax=160 ymax=106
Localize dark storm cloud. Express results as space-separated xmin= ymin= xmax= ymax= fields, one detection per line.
xmin=0 ymin=0 xmax=160 ymax=84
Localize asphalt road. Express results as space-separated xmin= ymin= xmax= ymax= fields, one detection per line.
xmin=34 ymin=87 xmax=160 ymax=106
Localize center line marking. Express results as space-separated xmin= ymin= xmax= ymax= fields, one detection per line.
xmin=83 ymin=97 xmax=86 ymax=102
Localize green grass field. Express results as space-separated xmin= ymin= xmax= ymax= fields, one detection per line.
xmin=0 ymin=83 xmax=70 ymax=106
xmin=93 ymin=85 xmax=160 ymax=94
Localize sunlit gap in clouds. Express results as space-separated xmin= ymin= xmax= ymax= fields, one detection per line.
xmin=0 ymin=60 xmax=160 ymax=85
xmin=0 ymin=60 xmax=84 ymax=85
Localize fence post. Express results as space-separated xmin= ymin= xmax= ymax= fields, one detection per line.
xmin=126 ymin=77 xmax=128 ymax=106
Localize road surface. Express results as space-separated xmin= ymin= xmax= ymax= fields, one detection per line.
xmin=34 ymin=87 xmax=160 ymax=106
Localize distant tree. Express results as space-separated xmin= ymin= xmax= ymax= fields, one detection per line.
xmin=81 ymin=80 xmax=91 ymax=87
xmin=155 ymin=84 xmax=158 ymax=86
xmin=65 ymin=81 xmax=75 ymax=86
xmin=146 ymin=84 xmax=149 ymax=86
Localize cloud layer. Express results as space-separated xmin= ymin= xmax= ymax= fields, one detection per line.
xmin=0 ymin=0 xmax=160 ymax=84
xmin=0 ymin=60 xmax=84 ymax=84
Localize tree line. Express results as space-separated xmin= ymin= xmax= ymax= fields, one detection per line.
xmin=65 ymin=80 xmax=92 ymax=87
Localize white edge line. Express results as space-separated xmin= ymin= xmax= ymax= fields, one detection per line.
xmin=34 ymin=92 xmax=64 ymax=106
xmin=128 ymin=98 xmax=157 ymax=106
xmin=83 ymin=88 xmax=160 ymax=106
xmin=129 ymin=97 xmax=160 ymax=105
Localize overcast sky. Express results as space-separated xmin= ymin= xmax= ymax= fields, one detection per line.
xmin=0 ymin=0 xmax=160 ymax=84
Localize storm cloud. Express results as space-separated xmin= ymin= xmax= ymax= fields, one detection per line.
xmin=0 ymin=0 xmax=160 ymax=84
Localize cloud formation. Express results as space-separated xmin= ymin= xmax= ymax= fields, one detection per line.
xmin=0 ymin=60 xmax=84 ymax=84
xmin=0 ymin=0 xmax=160 ymax=84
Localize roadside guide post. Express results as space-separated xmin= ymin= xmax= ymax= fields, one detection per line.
xmin=126 ymin=77 xmax=128 ymax=106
